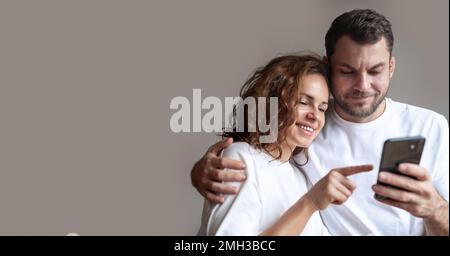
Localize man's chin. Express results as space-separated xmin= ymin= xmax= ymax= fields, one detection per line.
xmin=346 ymin=96 xmax=377 ymax=106
xmin=351 ymin=101 xmax=374 ymax=110
xmin=349 ymin=108 xmax=374 ymax=117
xmin=335 ymin=95 xmax=386 ymax=119
xmin=339 ymin=102 xmax=377 ymax=118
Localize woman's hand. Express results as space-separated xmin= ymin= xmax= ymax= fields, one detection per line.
xmin=305 ymin=164 xmax=373 ymax=211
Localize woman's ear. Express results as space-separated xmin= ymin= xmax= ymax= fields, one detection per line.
xmin=389 ymin=56 xmax=396 ymax=79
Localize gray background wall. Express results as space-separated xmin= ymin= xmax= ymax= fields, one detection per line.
xmin=0 ymin=0 xmax=448 ymax=235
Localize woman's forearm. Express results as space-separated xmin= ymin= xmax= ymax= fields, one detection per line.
xmin=259 ymin=195 xmax=318 ymax=236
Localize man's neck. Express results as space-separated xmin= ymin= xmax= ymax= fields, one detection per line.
xmin=334 ymin=99 xmax=387 ymax=123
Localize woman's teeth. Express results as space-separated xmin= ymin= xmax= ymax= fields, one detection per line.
xmin=298 ymin=125 xmax=313 ymax=132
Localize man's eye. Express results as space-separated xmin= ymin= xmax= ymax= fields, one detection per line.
xmin=299 ymin=101 xmax=308 ymax=105
xmin=341 ymin=71 xmax=354 ymax=75
xmin=369 ymin=71 xmax=381 ymax=75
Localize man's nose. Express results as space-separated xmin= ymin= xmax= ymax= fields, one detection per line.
xmin=354 ymin=73 xmax=371 ymax=91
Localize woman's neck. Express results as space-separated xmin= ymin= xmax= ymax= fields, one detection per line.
xmin=265 ymin=142 xmax=294 ymax=163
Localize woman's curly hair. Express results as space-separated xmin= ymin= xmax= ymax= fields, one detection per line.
xmin=222 ymin=53 xmax=329 ymax=163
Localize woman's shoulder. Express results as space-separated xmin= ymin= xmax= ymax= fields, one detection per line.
xmin=222 ymin=141 xmax=264 ymax=158
xmin=221 ymin=142 xmax=263 ymax=168
xmin=222 ymin=141 xmax=253 ymax=155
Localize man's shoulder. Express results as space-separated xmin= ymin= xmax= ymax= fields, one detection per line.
xmin=389 ymin=98 xmax=448 ymax=125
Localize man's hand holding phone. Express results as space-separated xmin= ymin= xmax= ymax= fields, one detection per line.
xmin=372 ymin=136 xmax=449 ymax=235
xmin=373 ymin=163 xmax=446 ymax=218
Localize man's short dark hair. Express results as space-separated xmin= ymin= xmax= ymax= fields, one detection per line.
xmin=325 ymin=9 xmax=394 ymax=59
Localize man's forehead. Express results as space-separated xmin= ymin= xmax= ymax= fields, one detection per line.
xmin=334 ymin=61 xmax=386 ymax=69
xmin=331 ymin=36 xmax=391 ymax=67
xmin=334 ymin=35 xmax=390 ymax=52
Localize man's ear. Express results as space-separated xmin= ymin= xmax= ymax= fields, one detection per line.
xmin=389 ymin=56 xmax=396 ymax=79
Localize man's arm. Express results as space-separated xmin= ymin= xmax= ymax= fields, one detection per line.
xmin=191 ymin=138 xmax=246 ymax=204
xmin=373 ymin=163 xmax=449 ymax=235
xmin=423 ymin=196 xmax=448 ymax=236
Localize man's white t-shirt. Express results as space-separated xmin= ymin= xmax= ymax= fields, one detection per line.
xmin=198 ymin=142 xmax=330 ymax=236
xmin=300 ymin=98 xmax=449 ymax=235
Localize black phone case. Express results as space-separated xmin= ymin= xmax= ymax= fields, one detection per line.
xmin=376 ymin=136 xmax=426 ymax=197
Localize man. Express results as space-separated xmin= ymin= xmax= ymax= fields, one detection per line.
xmin=191 ymin=9 xmax=449 ymax=235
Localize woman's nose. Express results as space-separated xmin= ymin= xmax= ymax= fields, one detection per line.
xmin=306 ymin=111 xmax=318 ymax=121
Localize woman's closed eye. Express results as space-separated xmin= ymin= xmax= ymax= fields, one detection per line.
xmin=299 ymin=101 xmax=308 ymax=105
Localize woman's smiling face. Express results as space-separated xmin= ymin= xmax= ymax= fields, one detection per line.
xmin=285 ymin=73 xmax=329 ymax=149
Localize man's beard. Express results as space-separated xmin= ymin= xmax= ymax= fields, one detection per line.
xmin=334 ymin=90 xmax=386 ymax=118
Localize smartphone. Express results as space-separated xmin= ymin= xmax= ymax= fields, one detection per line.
xmin=375 ymin=136 xmax=426 ymax=200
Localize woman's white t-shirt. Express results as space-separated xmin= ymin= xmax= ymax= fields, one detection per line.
xmin=198 ymin=142 xmax=330 ymax=236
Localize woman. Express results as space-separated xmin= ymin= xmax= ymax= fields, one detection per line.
xmin=198 ymin=53 xmax=372 ymax=236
